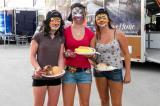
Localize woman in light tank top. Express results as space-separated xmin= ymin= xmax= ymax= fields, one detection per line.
xmin=90 ymin=8 xmax=131 ymax=106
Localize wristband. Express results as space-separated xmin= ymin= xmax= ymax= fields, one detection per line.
xmin=35 ymin=67 xmax=41 ymax=72
xmin=64 ymin=51 xmax=69 ymax=57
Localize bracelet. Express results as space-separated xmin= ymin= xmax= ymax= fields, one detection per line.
xmin=89 ymin=56 xmax=97 ymax=63
xmin=34 ymin=67 xmax=41 ymax=72
xmin=64 ymin=51 xmax=69 ymax=57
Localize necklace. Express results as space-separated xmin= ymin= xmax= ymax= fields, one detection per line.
xmin=72 ymin=27 xmax=84 ymax=38
xmin=76 ymin=31 xmax=82 ymax=37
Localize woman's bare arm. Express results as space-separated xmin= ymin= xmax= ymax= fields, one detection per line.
xmin=90 ymin=34 xmax=96 ymax=48
xmin=118 ymin=31 xmax=131 ymax=83
xmin=30 ymin=40 xmax=41 ymax=70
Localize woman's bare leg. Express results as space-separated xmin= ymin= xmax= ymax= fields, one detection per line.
xmin=95 ymin=77 xmax=110 ymax=106
xmin=77 ymin=83 xmax=91 ymax=106
xmin=62 ymin=84 xmax=76 ymax=106
xmin=108 ymin=80 xmax=123 ymax=106
xmin=47 ymin=85 xmax=61 ymax=106
xmin=33 ymin=86 xmax=47 ymax=106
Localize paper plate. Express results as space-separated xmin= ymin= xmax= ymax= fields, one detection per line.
xmin=42 ymin=70 xmax=65 ymax=78
xmin=75 ymin=48 xmax=96 ymax=55
xmin=96 ymin=66 xmax=117 ymax=71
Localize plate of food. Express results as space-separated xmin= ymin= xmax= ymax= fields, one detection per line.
xmin=42 ymin=65 xmax=65 ymax=78
xmin=95 ymin=63 xmax=117 ymax=71
xmin=75 ymin=46 xmax=99 ymax=55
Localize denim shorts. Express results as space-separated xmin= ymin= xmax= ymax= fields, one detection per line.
xmin=62 ymin=68 xmax=92 ymax=84
xmin=94 ymin=69 xmax=123 ymax=82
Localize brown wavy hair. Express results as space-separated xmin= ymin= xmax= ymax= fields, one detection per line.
xmin=95 ymin=8 xmax=113 ymax=40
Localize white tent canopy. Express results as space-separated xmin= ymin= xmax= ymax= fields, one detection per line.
xmin=1 ymin=0 xmax=45 ymax=9
xmin=4 ymin=0 xmax=33 ymax=8
xmin=87 ymin=1 xmax=102 ymax=15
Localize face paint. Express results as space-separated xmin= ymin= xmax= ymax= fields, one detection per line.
xmin=96 ymin=13 xmax=109 ymax=28
xmin=72 ymin=7 xmax=85 ymax=22
xmin=49 ymin=17 xmax=61 ymax=30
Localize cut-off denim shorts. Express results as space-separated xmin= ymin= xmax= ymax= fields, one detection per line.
xmin=94 ymin=68 xmax=123 ymax=82
xmin=62 ymin=67 xmax=92 ymax=84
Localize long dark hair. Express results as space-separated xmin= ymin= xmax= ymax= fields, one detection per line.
xmin=43 ymin=10 xmax=64 ymax=37
xmin=95 ymin=8 xmax=113 ymax=39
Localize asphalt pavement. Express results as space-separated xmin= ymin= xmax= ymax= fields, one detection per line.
xmin=0 ymin=45 xmax=159 ymax=106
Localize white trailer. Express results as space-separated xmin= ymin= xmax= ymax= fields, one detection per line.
xmin=87 ymin=0 xmax=160 ymax=63
xmin=129 ymin=0 xmax=160 ymax=63
xmin=106 ymin=0 xmax=160 ymax=63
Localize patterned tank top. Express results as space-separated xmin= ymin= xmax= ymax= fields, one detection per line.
xmin=95 ymin=30 xmax=123 ymax=69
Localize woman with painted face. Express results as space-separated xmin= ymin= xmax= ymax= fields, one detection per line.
xmin=91 ymin=8 xmax=131 ymax=106
xmin=62 ymin=3 xmax=95 ymax=106
xmin=30 ymin=10 xmax=65 ymax=106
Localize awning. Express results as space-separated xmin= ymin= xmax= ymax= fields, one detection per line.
xmin=146 ymin=0 xmax=160 ymax=15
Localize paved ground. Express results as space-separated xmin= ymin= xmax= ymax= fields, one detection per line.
xmin=0 ymin=45 xmax=160 ymax=106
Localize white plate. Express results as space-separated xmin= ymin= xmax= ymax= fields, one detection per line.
xmin=96 ymin=66 xmax=117 ymax=71
xmin=42 ymin=70 xmax=65 ymax=78
xmin=75 ymin=48 xmax=96 ymax=55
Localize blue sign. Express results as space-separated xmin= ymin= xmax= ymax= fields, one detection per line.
xmin=6 ymin=12 xmax=12 ymax=33
xmin=0 ymin=10 xmax=13 ymax=34
xmin=0 ymin=11 xmax=5 ymax=33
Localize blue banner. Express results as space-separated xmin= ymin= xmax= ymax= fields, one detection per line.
xmin=0 ymin=11 xmax=5 ymax=33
